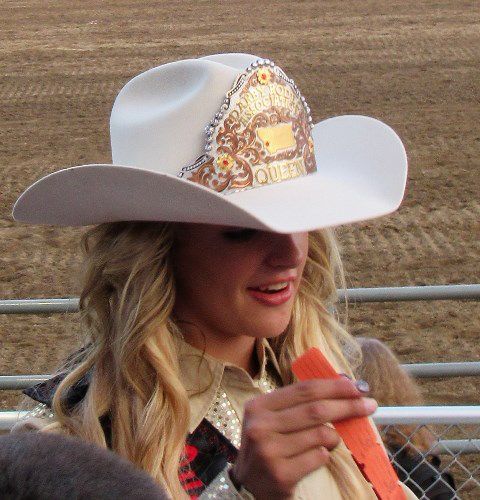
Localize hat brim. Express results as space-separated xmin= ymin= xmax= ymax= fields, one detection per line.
xmin=12 ymin=115 xmax=407 ymax=233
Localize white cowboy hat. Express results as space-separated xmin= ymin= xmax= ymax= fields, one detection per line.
xmin=12 ymin=53 xmax=407 ymax=233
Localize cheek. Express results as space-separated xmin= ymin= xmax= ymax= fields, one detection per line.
xmin=174 ymin=246 xmax=246 ymax=309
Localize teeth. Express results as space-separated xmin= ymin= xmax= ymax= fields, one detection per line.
xmin=258 ymin=282 xmax=288 ymax=292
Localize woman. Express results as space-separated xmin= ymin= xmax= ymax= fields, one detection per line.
xmin=355 ymin=338 xmax=456 ymax=499
xmin=13 ymin=53 xmax=414 ymax=498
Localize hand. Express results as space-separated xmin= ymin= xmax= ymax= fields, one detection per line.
xmin=231 ymin=377 xmax=377 ymax=499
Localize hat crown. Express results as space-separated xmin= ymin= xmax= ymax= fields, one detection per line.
xmin=110 ymin=55 xmax=258 ymax=175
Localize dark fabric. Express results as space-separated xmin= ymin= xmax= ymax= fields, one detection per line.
xmin=389 ymin=446 xmax=456 ymax=499
xmin=23 ymin=371 xmax=90 ymax=409
xmin=23 ymin=345 xmax=92 ymax=409
xmin=24 ymin=375 xmax=237 ymax=498
xmin=181 ymin=419 xmax=238 ymax=498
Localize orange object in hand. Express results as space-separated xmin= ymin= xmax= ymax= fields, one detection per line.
xmin=292 ymin=348 xmax=406 ymax=500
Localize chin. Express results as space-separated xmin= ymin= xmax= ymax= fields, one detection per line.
xmin=247 ymin=316 xmax=291 ymax=339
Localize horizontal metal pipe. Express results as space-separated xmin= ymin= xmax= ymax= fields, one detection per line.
xmin=1 ymin=284 xmax=479 ymax=315
xmin=373 ymin=406 xmax=480 ymax=425
xmin=0 ymin=375 xmax=50 ymax=390
xmin=338 ymin=284 xmax=480 ymax=303
xmin=0 ymin=298 xmax=79 ymax=314
xmin=3 ymin=407 xmax=480 ymax=425
xmin=2 ymin=408 xmax=480 ymax=453
xmin=0 ymin=410 xmax=29 ymax=431
xmin=403 ymin=361 xmax=480 ymax=378
xmin=3 ymin=361 xmax=480 ymax=390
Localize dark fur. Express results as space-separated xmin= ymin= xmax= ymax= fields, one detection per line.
xmin=0 ymin=433 xmax=167 ymax=499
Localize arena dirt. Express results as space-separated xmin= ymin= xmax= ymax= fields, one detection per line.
xmin=1 ymin=0 xmax=479 ymax=495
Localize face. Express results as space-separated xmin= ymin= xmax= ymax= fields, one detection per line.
xmin=172 ymin=224 xmax=309 ymax=344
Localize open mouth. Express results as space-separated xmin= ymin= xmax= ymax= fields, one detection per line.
xmin=248 ymin=281 xmax=289 ymax=294
xmin=247 ymin=281 xmax=293 ymax=306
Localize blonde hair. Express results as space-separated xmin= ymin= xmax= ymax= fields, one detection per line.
xmin=41 ymin=221 xmax=363 ymax=498
xmin=355 ymin=337 xmax=435 ymax=453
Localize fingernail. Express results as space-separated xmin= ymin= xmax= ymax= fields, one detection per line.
xmin=363 ymin=398 xmax=378 ymax=413
xmin=355 ymin=380 xmax=370 ymax=393
xmin=339 ymin=373 xmax=352 ymax=380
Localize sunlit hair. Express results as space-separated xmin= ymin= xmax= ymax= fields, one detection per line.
xmin=355 ymin=337 xmax=435 ymax=453
xmin=40 ymin=221 xmax=363 ymax=498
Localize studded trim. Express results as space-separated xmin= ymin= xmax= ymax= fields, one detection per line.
xmin=205 ymin=389 xmax=242 ymax=448
xmin=259 ymin=371 xmax=278 ymax=394
xmin=201 ymin=464 xmax=255 ymax=499
xmin=204 ymin=370 xmax=278 ymax=449
xmin=27 ymin=402 xmax=55 ymax=420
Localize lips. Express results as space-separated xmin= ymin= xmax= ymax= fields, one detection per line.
xmin=247 ymin=280 xmax=294 ymax=306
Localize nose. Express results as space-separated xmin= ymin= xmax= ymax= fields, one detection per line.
xmin=265 ymin=232 xmax=307 ymax=269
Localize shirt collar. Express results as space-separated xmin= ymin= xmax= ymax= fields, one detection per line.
xmin=178 ymin=338 xmax=282 ymax=433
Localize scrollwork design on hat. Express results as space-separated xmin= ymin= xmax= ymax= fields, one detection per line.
xmin=179 ymin=60 xmax=316 ymax=194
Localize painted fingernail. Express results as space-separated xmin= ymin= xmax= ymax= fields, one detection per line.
xmin=355 ymin=380 xmax=370 ymax=393
xmin=363 ymin=398 xmax=378 ymax=413
xmin=339 ymin=373 xmax=352 ymax=380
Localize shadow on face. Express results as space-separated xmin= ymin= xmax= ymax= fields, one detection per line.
xmin=172 ymin=223 xmax=309 ymax=344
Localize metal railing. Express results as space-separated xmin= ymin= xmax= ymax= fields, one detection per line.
xmin=2 ymin=361 xmax=480 ymax=391
xmin=2 ymin=406 xmax=480 ymax=457
xmin=338 ymin=284 xmax=480 ymax=303
xmin=0 ymin=375 xmax=51 ymax=390
xmin=2 ymin=406 xmax=478 ymax=498
xmin=2 ymin=404 xmax=480 ymax=436
xmin=403 ymin=362 xmax=480 ymax=378
xmin=1 ymin=285 xmax=478 ymax=391
xmin=1 ymin=284 xmax=479 ymax=315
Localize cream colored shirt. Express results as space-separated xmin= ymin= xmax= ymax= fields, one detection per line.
xmin=178 ymin=339 xmax=416 ymax=499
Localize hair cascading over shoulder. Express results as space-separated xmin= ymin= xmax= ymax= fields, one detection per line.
xmin=42 ymin=221 xmax=362 ymax=498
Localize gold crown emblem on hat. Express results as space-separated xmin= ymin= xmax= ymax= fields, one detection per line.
xmin=179 ymin=59 xmax=317 ymax=194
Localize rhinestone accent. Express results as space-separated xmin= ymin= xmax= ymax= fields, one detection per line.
xmin=204 ymin=465 xmax=255 ymax=499
xmin=205 ymin=389 xmax=242 ymax=448
xmin=204 ymin=371 xmax=278 ymax=449
xmin=27 ymin=403 xmax=55 ymax=420
xmin=205 ymin=468 xmax=232 ymax=498
xmin=260 ymin=371 xmax=277 ymax=393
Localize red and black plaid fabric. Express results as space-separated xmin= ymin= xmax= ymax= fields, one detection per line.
xmin=180 ymin=419 xmax=238 ymax=498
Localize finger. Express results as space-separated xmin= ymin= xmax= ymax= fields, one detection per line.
xmin=270 ymin=397 xmax=378 ymax=433
xmin=252 ymin=378 xmax=364 ymax=412
xmin=272 ymin=424 xmax=340 ymax=457
xmin=277 ymin=446 xmax=331 ymax=487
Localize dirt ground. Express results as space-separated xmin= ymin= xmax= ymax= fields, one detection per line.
xmin=0 ymin=0 xmax=479 ymax=495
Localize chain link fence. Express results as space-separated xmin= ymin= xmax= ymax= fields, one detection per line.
xmin=384 ymin=423 xmax=480 ymax=499
xmin=375 ymin=406 xmax=480 ymax=500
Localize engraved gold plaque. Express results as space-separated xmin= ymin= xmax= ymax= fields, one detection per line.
xmin=179 ymin=60 xmax=316 ymax=194
xmin=257 ymin=123 xmax=297 ymax=154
